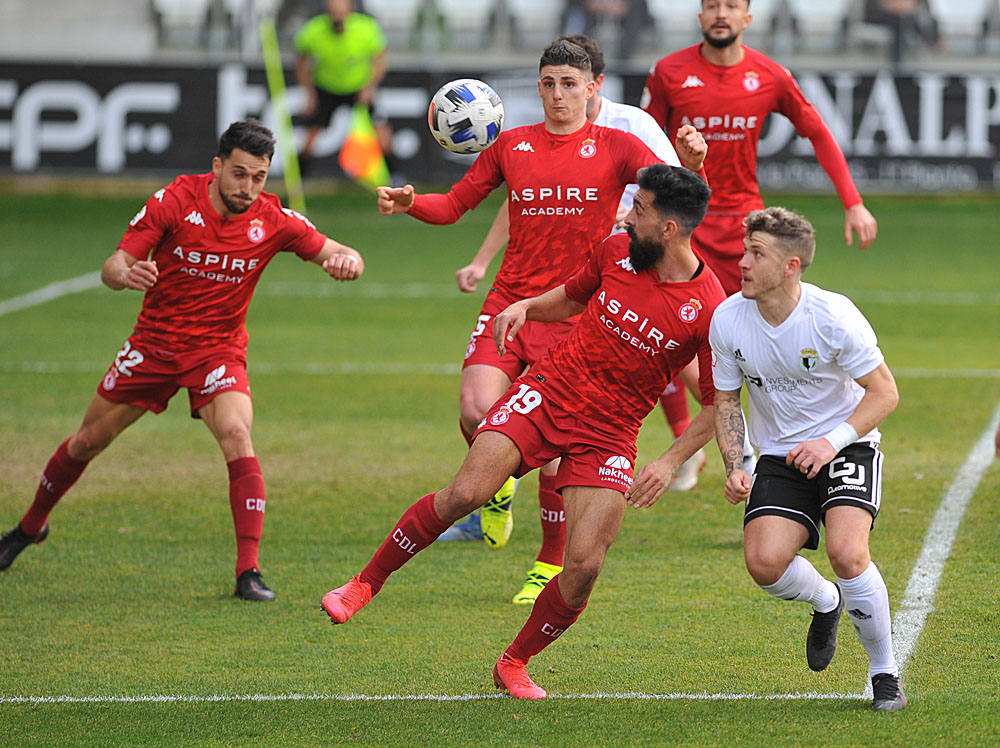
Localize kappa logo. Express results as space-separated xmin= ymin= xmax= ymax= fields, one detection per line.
xmin=512 ymin=140 xmax=535 ymax=153
xmin=615 ymin=256 xmax=637 ymax=274
xmin=205 ymin=365 xmax=227 ymax=387
xmin=682 ymin=75 xmax=705 ymax=88
xmin=604 ymin=455 xmax=631 ymax=470
xmin=184 ymin=210 xmax=205 ymax=226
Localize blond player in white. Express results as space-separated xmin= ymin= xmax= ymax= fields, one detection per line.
xmin=709 ymin=206 xmax=907 ymax=712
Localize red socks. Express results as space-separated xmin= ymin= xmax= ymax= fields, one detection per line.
xmin=360 ymin=493 xmax=450 ymax=594
xmin=505 ymin=574 xmax=585 ymax=661
xmin=536 ymin=473 xmax=565 ymax=566
xmin=658 ymin=381 xmax=690 ymax=438
xmin=228 ymin=457 xmax=266 ymax=576
xmin=21 ymin=438 xmax=89 ymax=536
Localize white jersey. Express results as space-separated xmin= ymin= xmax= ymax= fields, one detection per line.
xmin=593 ymin=97 xmax=680 ymax=218
xmin=709 ymin=282 xmax=885 ymax=456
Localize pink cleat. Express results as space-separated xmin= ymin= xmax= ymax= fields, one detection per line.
xmin=493 ymin=654 xmax=547 ymax=699
xmin=321 ymin=575 xmax=373 ymax=624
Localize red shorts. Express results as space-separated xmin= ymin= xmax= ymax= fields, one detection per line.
xmin=97 ymin=337 xmax=251 ymax=418
xmin=692 ymin=211 xmax=749 ymax=296
xmin=462 ymin=291 xmax=577 ymax=379
xmin=474 ymin=376 xmax=637 ymax=494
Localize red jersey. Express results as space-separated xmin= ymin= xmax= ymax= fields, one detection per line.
xmin=642 ymin=44 xmax=860 ymax=214
xmin=410 ymin=120 xmax=661 ymax=300
xmin=530 ymin=233 xmax=726 ymax=443
xmin=118 ymin=173 xmax=326 ymax=351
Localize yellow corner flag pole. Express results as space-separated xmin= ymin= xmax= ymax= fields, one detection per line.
xmin=259 ymin=17 xmax=306 ymax=214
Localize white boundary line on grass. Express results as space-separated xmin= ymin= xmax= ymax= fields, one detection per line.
xmin=0 ymin=272 xmax=102 ymax=318
xmin=2 ymin=408 xmax=995 ymax=707
xmin=0 ymin=691 xmax=863 ymax=705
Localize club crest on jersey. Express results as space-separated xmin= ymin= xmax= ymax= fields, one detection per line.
xmin=678 ymin=298 xmax=703 ymax=323
xmin=743 ymin=72 xmax=761 ymax=92
xmin=800 ymin=347 xmax=819 ymax=371
xmin=489 ymin=405 xmax=512 ymax=426
xmin=579 ymin=138 xmax=596 ymax=159
xmin=102 ymin=370 xmax=117 ymax=391
xmin=247 ymin=218 xmax=266 ymax=243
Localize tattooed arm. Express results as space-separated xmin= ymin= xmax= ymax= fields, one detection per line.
xmin=714 ymin=389 xmax=752 ymax=505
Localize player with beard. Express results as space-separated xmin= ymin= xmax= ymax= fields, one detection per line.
xmin=641 ymin=0 xmax=878 ymax=467
xmin=0 ymin=120 xmax=365 ymax=601
xmin=320 ymin=164 xmax=727 ymax=699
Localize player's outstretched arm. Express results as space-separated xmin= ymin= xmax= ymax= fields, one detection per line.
xmin=376 ymin=184 xmax=416 ymax=215
xmin=714 ymin=388 xmax=752 ymax=504
xmin=674 ymin=124 xmax=708 ymax=173
xmin=626 ymin=404 xmax=715 ymax=509
xmin=786 ymin=362 xmax=898 ymax=479
xmin=844 ymin=202 xmax=878 ymax=250
xmin=102 ymin=249 xmax=158 ymax=292
xmin=313 ymin=238 xmax=365 ymax=281
xmin=492 ymin=285 xmax=584 ymax=356
xmin=456 ymin=198 xmax=510 ymax=292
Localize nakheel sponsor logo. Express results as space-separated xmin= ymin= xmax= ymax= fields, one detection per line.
xmin=599 ymin=455 xmax=633 ymax=488
xmin=200 ymin=364 xmax=238 ymax=395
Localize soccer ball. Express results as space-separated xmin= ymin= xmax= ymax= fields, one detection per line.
xmin=427 ymin=78 xmax=504 ymax=154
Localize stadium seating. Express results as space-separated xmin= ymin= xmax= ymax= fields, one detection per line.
xmin=786 ymin=0 xmax=853 ymax=52
xmin=646 ymin=0 xmax=703 ymax=48
xmin=364 ymin=0 xmax=426 ymax=48
xmin=152 ymin=0 xmax=212 ymax=46
xmin=433 ymin=0 xmax=498 ymax=49
xmin=505 ymin=0 xmax=565 ymax=49
xmin=929 ymin=0 xmax=996 ymax=52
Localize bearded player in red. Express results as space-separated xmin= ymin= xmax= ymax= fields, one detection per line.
xmin=377 ymin=38 xmax=707 ymax=604
xmin=322 ymin=163 xmax=726 ymax=699
xmin=0 ymin=120 xmax=365 ymax=601
xmin=641 ymin=0 xmax=878 ymax=460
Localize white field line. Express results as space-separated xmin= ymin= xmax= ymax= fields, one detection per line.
xmin=0 ymin=691 xmax=863 ymax=705
xmin=865 ymin=401 xmax=1000 ymax=698
xmin=0 ymin=272 xmax=102 ymax=318
xmin=2 ymin=360 xmax=1000 ymax=380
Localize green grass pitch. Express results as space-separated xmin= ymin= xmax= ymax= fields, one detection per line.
xmin=0 ymin=183 xmax=998 ymax=746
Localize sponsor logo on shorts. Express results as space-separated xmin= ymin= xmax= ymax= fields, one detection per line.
xmin=489 ymin=406 xmax=512 ymax=426
xmin=200 ymin=364 xmax=238 ymax=395
xmin=464 ymin=340 xmax=477 ymax=360
xmin=103 ymin=371 xmax=117 ymax=391
xmin=598 ymin=455 xmax=633 ymax=489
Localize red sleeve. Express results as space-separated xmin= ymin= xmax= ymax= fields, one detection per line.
xmin=642 ymin=62 xmax=670 ymax=130
xmin=610 ymin=130 xmax=662 ymax=186
xmin=775 ymin=68 xmax=862 ymax=210
xmin=409 ymin=143 xmax=505 ymax=224
xmin=117 ymin=187 xmax=175 ymax=259
xmin=278 ymin=206 xmax=327 ymax=260
xmin=563 ymin=239 xmax=605 ymax=304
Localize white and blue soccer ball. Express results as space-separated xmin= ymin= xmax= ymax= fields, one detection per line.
xmin=427 ymin=78 xmax=504 ymax=154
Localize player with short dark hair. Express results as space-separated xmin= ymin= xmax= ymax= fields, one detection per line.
xmin=642 ymin=0 xmax=879 ymax=464
xmin=0 ymin=119 xmax=366 ymax=601
xmin=377 ymin=39 xmax=708 ymax=602
xmin=710 ymin=206 xmax=906 ymax=711
xmin=321 ymin=163 xmax=727 ymax=699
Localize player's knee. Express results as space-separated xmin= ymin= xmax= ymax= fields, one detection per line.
xmin=458 ymin=395 xmax=489 ymax=430
xmin=744 ymin=548 xmax=788 ymax=586
xmin=70 ymin=430 xmax=112 ymax=460
xmin=443 ymin=478 xmax=492 ymax=517
xmin=826 ymin=544 xmax=869 ymax=580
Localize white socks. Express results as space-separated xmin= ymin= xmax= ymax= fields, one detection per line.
xmin=760 ymin=554 xmax=840 ymax=613
xmin=838 ymin=561 xmax=899 ymax=678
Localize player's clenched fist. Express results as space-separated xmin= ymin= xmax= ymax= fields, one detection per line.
xmin=674 ymin=124 xmax=708 ymax=172
xmin=376 ymin=185 xmax=415 ymax=215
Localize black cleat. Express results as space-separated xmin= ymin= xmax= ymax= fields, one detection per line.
xmin=0 ymin=522 xmax=49 ymax=571
xmin=872 ymin=673 xmax=907 ymax=711
xmin=806 ymin=584 xmax=843 ymax=671
xmin=235 ymin=567 xmax=276 ymax=601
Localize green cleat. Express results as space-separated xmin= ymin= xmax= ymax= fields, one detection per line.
xmin=481 ymin=476 xmax=517 ymax=549
xmin=511 ymin=560 xmax=562 ymax=605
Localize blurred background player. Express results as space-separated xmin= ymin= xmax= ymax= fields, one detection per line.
xmin=0 ymin=120 xmax=365 ymax=601
xmin=294 ymin=0 xmax=388 ymax=176
xmin=710 ymin=206 xmax=905 ymax=712
xmin=442 ymin=34 xmax=707 ymax=588
xmin=322 ymin=164 xmax=725 ymax=699
xmin=641 ymin=0 xmax=879 ymax=474
xmin=377 ymin=38 xmax=707 ymax=604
